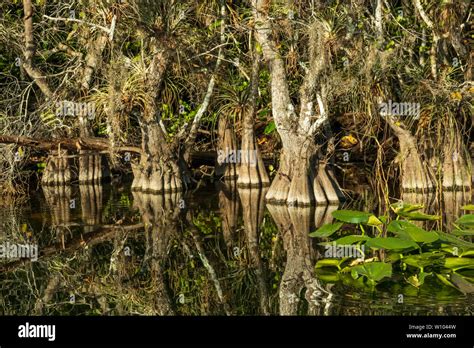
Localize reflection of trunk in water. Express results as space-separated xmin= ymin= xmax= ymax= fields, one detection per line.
xmin=267 ymin=204 xmax=335 ymax=315
xmin=42 ymin=185 xmax=72 ymax=231
xmin=216 ymin=181 xmax=240 ymax=249
xmin=187 ymin=218 xmax=231 ymax=315
xmin=443 ymin=191 xmax=468 ymax=231
xmin=238 ymin=187 xmax=270 ymax=315
xmin=132 ymin=192 xmax=182 ymax=315
xmin=33 ymin=273 xmax=60 ymax=315
xmin=398 ymin=191 xmax=471 ymax=232
xmin=79 ymin=184 xmax=103 ymax=233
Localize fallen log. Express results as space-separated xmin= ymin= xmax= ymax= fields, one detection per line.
xmin=0 ymin=135 xmax=142 ymax=154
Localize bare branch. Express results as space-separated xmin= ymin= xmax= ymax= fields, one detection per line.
xmin=42 ymin=14 xmax=112 ymax=34
xmin=22 ymin=0 xmax=53 ymax=98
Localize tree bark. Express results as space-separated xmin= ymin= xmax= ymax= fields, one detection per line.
xmin=215 ymin=116 xmax=238 ymax=179
xmin=22 ymin=0 xmax=53 ymax=98
xmin=131 ymin=45 xmax=183 ymax=193
xmin=237 ymin=49 xmax=270 ymax=187
xmin=385 ymin=116 xmax=435 ymax=194
xmin=441 ymin=124 xmax=471 ymax=191
xmin=252 ymin=0 xmax=343 ymax=206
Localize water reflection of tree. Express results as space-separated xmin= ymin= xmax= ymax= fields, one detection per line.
xmin=238 ymin=187 xmax=270 ymax=315
xmin=267 ymin=204 xmax=336 ymax=316
xmin=216 ymin=181 xmax=240 ymax=249
xmin=132 ymin=192 xmax=181 ymax=315
xmin=80 ymin=184 xmax=103 ymax=231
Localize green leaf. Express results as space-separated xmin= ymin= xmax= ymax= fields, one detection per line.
xmin=407 ymin=271 xmax=431 ymax=288
xmin=365 ymin=237 xmax=419 ymax=250
xmin=309 ymin=222 xmax=344 ymax=238
xmin=436 ymin=273 xmax=458 ymax=289
xmin=451 ymin=229 xmax=474 ymax=236
xmin=257 ymin=108 xmax=270 ymax=118
xmin=387 ymin=220 xmax=438 ymax=243
xmin=390 ymin=202 xmax=424 ymax=214
xmin=455 ymin=214 xmax=474 ymax=226
xmin=315 ymin=258 xmax=347 ymax=269
xmin=397 ymin=211 xmax=440 ymax=221
xmin=402 ymin=252 xmax=445 ymax=269
xmin=387 ymin=220 xmax=412 ymax=239
xmin=350 ymin=262 xmax=392 ymax=283
xmin=315 ymin=270 xmax=341 ymax=282
xmin=264 ymin=120 xmax=276 ymax=135
xmin=322 ymin=235 xmax=371 ymax=245
xmin=407 ymin=229 xmax=439 ymax=243
xmin=461 ymin=204 xmax=474 ymax=211
xmin=444 ymin=258 xmax=474 ymax=271
xmin=367 ymin=215 xmax=383 ymax=226
xmin=436 ymin=230 xmax=474 ymax=249
xmin=331 ymin=210 xmax=372 ymax=224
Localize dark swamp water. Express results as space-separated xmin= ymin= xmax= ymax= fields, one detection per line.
xmin=0 ymin=180 xmax=473 ymax=316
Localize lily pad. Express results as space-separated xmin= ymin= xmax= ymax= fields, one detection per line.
xmin=444 ymin=257 xmax=474 ymax=271
xmin=315 ymin=258 xmax=347 ymax=269
xmin=407 ymin=271 xmax=431 ymax=288
xmin=332 ymin=210 xmax=372 ymax=224
xmin=436 ymin=230 xmax=474 ymax=249
xmin=388 ymin=220 xmax=438 ymax=243
xmin=391 ymin=202 xmax=424 ymax=214
xmin=455 ymin=214 xmax=474 ymax=227
xmin=321 ymin=235 xmax=371 ymax=245
xmin=350 ymin=262 xmax=392 ymax=284
xmin=402 ymin=252 xmax=445 ymax=269
xmin=396 ymin=211 xmax=440 ymax=221
xmin=365 ymin=237 xmax=419 ymax=250
xmin=309 ymin=222 xmax=344 ymax=238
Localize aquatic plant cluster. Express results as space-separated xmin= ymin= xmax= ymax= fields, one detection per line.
xmin=311 ymin=203 xmax=474 ymax=294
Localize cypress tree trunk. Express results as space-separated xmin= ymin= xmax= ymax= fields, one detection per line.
xmin=131 ymin=47 xmax=183 ymax=193
xmin=252 ymin=0 xmax=343 ymax=206
xmin=237 ymin=49 xmax=270 ymax=187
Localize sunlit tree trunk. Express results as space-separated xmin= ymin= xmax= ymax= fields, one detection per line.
xmin=252 ymin=0 xmax=343 ymax=206
xmin=131 ymin=46 xmax=183 ymax=193
xmin=237 ymin=49 xmax=270 ymax=187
